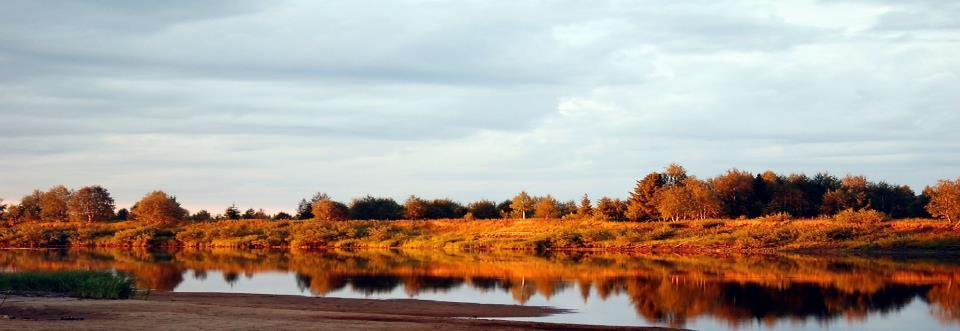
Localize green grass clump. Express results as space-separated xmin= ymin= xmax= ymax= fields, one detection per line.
xmin=0 ymin=270 xmax=136 ymax=299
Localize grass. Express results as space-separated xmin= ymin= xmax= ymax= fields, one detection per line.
xmin=0 ymin=270 xmax=136 ymax=299
xmin=1 ymin=214 xmax=958 ymax=252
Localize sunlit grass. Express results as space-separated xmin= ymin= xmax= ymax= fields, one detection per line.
xmin=1 ymin=216 xmax=957 ymax=251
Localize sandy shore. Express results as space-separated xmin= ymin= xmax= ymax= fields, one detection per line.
xmin=0 ymin=292 xmax=673 ymax=330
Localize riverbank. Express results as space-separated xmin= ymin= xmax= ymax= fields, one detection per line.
xmin=1 ymin=217 xmax=958 ymax=252
xmin=0 ymin=292 xmax=666 ymax=330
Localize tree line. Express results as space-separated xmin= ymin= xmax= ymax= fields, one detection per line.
xmin=1 ymin=164 xmax=958 ymax=225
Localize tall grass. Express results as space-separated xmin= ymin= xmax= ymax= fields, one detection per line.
xmin=0 ymin=270 xmax=136 ymax=299
xmin=1 ymin=215 xmax=959 ymax=251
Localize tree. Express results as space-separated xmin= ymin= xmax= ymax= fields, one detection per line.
xmin=16 ymin=190 xmax=43 ymax=222
xmin=711 ymin=169 xmax=757 ymax=218
xmin=577 ymin=194 xmax=593 ymax=218
xmin=40 ymin=185 xmax=71 ymax=222
xmin=626 ymin=172 xmax=665 ymax=221
xmin=274 ymin=211 xmax=293 ymax=220
xmin=403 ymin=195 xmax=429 ymax=220
xmin=296 ymin=199 xmax=313 ymax=220
xmin=653 ymin=178 xmax=720 ymax=221
xmin=820 ymin=174 xmax=872 ymax=215
xmin=0 ymin=198 xmax=6 ymax=221
xmin=427 ymin=199 xmax=466 ymax=219
xmin=252 ymin=209 xmax=269 ymax=219
xmin=925 ymin=178 xmax=960 ymax=225
xmin=225 ymin=204 xmax=241 ymax=220
xmin=559 ymin=200 xmax=577 ymax=217
xmin=496 ymin=200 xmax=513 ymax=218
xmin=467 ymin=200 xmax=499 ymax=219
xmin=349 ymin=196 xmax=401 ymax=220
xmin=868 ymin=182 xmax=918 ymax=218
xmin=663 ymin=163 xmax=688 ymax=187
xmin=67 ymin=185 xmax=115 ymax=223
xmin=191 ymin=210 xmax=212 ymax=222
xmin=685 ymin=178 xmax=721 ymax=220
xmin=653 ymin=185 xmax=692 ymax=222
xmin=131 ymin=191 xmax=186 ymax=226
xmin=313 ymin=199 xmax=349 ymax=221
xmin=594 ymin=196 xmax=623 ymax=221
xmin=510 ymin=191 xmax=534 ymax=219
xmin=242 ymin=208 xmax=256 ymax=219
xmin=297 ymin=193 xmax=331 ymax=220
xmin=115 ymin=208 xmax=129 ymax=221
xmin=534 ymin=195 xmax=560 ymax=219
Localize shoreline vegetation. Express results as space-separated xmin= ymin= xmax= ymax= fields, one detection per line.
xmin=0 ymin=270 xmax=136 ymax=299
xmin=1 ymin=164 xmax=958 ymax=252
xmin=1 ymin=217 xmax=958 ymax=251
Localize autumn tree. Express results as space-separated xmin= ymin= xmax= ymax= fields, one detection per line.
xmin=868 ymin=182 xmax=918 ymax=218
xmin=427 ymin=199 xmax=467 ymax=219
xmin=510 ymin=191 xmax=534 ymax=219
xmin=594 ymin=196 xmax=624 ymax=221
xmin=403 ymin=195 xmax=429 ymax=220
xmin=253 ymin=209 xmax=269 ymax=219
xmin=663 ymin=163 xmax=688 ymax=187
xmin=296 ymin=193 xmax=331 ymax=220
xmin=559 ymin=200 xmax=577 ymax=217
xmin=653 ymin=178 xmax=720 ymax=221
xmin=577 ymin=194 xmax=593 ymax=218
xmin=534 ymin=195 xmax=561 ymax=219
xmin=925 ymin=178 xmax=960 ymax=224
xmin=131 ymin=190 xmax=186 ymax=227
xmin=40 ymin=185 xmax=71 ymax=222
xmin=296 ymin=199 xmax=313 ymax=220
xmin=225 ymin=204 xmax=241 ymax=220
xmin=627 ymin=172 xmax=665 ymax=221
xmin=15 ymin=190 xmax=43 ymax=223
xmin=115 ymin=208 xmax=129 ymax=221
xmin=191 ymin=210 xmax=212 ymax=222
xmin=467 ymin=200 xmax=499 ymax=219
xmin=496 ymin=200 xmax=513 ymax=218
xmin=67 ymin=185 xmax=115 ymax=222
xmin=349 ymin=196 xmax=401 ymax=220
xmin=711 ymin=169 xmax=757 ymax=218
xmin=313 ymin=199 xmax=349 ymax=221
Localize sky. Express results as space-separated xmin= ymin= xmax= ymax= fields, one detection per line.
xmin=1 ymin=0 xmax=958 ymax=214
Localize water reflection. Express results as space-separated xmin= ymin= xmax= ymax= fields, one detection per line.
xmin=2 ymin=248 xmax=959 ymax=329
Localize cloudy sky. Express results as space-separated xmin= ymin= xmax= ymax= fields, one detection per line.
xmin=1 ymin=0 xmax=958 ymax=213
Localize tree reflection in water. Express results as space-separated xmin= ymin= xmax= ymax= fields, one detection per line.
xmin=2 ymin=248 xmax=959 ymax=328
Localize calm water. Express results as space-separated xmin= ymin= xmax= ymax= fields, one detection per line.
xmin=2 ymin=248 xmax=959 ymax=330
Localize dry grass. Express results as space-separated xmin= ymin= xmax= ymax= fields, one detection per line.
xmin=1 ymin=216 xmax=958 ymax=252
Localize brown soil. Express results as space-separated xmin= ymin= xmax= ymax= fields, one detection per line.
xmin=0 ymin=292 xmax=675 ymax=330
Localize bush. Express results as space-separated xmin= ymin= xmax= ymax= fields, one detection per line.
xmin=111 ymin=227 xmax=163 ymax=247
xmin=757 ymin=212 xmax=792 ymax=223
xmin=834 ymin=209 xmax=889 ymax=224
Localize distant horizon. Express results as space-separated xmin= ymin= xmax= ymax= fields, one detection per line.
xmin=2 ymin=165 xmax=952 ymax=215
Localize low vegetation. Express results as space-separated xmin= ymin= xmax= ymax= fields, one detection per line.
xmin=0 ymin=270 xmax=136 ymax=299
xmin=0 ymin=213 xmax=957 ymax=252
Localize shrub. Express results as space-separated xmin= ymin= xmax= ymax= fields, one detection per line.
xmin=834 ymin=209 xmax=889 ymax=224
xmin=757 ymin=212 xmax=792 ymax=223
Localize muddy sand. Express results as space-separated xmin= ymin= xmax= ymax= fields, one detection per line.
xmin=0 ymin=292 xmax=674 ymax=330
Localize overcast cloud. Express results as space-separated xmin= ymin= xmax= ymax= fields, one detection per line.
xmin=1 ymin=0 xmax=958 ymax=213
